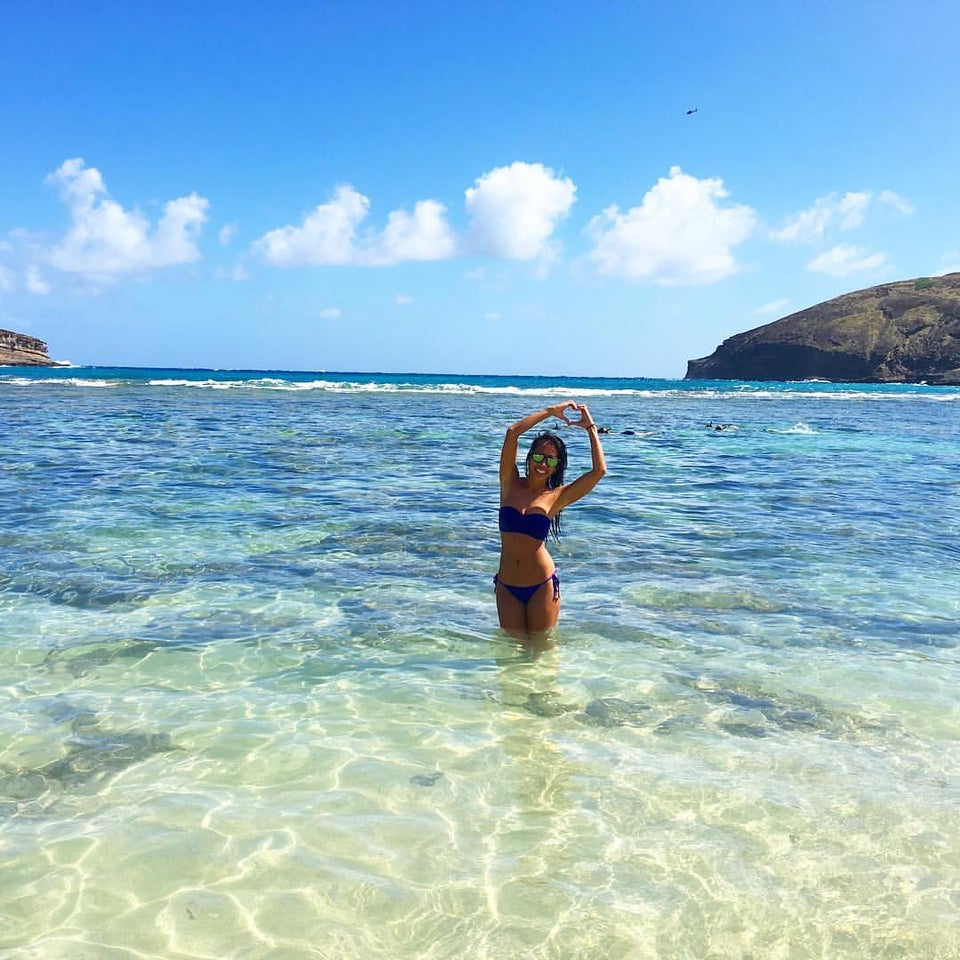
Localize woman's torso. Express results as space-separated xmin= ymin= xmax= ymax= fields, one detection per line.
xmin=497 ymin=481 xmax=560 ymax=584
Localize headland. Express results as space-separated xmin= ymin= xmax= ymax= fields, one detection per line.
xmin=0 ymin=329 xmax=57 ymax=366
xmin=686 ymin=273 xmax=960 ymax=384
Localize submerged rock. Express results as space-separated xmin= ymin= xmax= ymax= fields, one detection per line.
xmin=410 ymin=771 xmax=443 ymax=787
xmin=581 ymin=697 xmax=651 ymax=728
xmin=0 ymin=724 xmax=176 ymax=807
xmin=523 ymin=691 xmax=579 ymax=718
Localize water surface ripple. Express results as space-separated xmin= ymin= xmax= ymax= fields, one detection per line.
xmin=1 ymin=371 xmax=958 ymax=959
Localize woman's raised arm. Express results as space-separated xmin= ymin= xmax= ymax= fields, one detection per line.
xmin=554 ymin=403 xmax=607 ymax=510
xmin=499 ymin=401 xmax=576 ymax=489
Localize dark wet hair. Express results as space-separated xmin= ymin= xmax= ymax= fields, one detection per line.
xmin=527 ymin=431 xmax=567 ymax=540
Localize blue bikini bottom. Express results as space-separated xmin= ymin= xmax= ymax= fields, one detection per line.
xmin=494 ymin=572 xmax=561 ymax=606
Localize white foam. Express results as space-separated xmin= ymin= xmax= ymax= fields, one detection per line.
xmin=0 ymin=376 xmax=118 ymax=388
xmin=773 ymin=422 xmax=818 ymax=434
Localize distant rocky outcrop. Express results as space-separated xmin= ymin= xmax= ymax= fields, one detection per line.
xmin=685 ymin=273 xmax=960 ymax=384
xmin=0 ymin=329 xmax=56 ymax=366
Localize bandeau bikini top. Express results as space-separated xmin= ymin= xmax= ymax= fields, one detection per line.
xmin=498 ymin=505 xmax=550 ymax=542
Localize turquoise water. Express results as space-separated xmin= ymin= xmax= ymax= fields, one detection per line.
xmin=2 ymin=368 xmax=958 ymax=959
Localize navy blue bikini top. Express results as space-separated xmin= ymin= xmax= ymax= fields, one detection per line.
xmin=498 ymin=505 xmax=550 ymax=542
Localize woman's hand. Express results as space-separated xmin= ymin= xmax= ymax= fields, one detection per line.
xmin=547 ymin=401 xmax=578 ymax=424
xmin=569 ymin=403 xmax=597 ymax=430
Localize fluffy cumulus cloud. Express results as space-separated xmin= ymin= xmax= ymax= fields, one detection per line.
xmin=256 ymin=186 xmax=370 ymax=267
xmin=44 ymin=159 xmax=208 ymax=278
xmin=255 ymin=186 xmax=456 ymax=267
xmin=807 ymin=244 xmax=887 ymax=277
xmin=464 ymin=162 xmax=576 ymax=260
xmin=375 ymin=199 xmax=456 ymax=265
xmin=256 ymin=162 xmax=575 ymax=267
xmin=584 ymin=166 xmax=756 ymax=285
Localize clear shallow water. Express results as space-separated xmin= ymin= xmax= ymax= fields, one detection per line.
xmin=1 ymin=368 xmax=958 ymax=959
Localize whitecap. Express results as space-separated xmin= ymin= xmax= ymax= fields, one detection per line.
xmin=772 ymin=422 xmax=818 ymax=435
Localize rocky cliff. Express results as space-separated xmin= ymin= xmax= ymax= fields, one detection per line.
xmin=0 ymin=329 xmax=56 ymax=366
xmin=685 ymin=273 xmax=960 ymax=384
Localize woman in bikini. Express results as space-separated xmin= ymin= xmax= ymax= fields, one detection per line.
xmin=495 ymin=401 xmax=606 ymax=637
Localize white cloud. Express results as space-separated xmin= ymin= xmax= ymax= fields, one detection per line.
xmin=256 ymin=185 xmax=367 ymax=267
xmin=877 ymin=190 xmax=915 ymax=215
xmin=757 ymin=298 xmax=789 ymax=316
xmin=584 ymin=166 xmax=756 ymax=285
xmin=807 ymin=244 xmax=887 ymax=276
xmin=218 ymin=223 xmax=238 ymax=246
xmin=255 ymin=162 xmax=574 ymax=270
xmin=213 ymin=264 xmax=249 ymax=281
xmin=374 ymin=200 xmax=456 ymax=264
xmin=319 ymin=307 xmax=341 ymax=320
xmin=25 ymin=266 xmax=50 ymax=295
xmin=44 ymin=158 xmax=208 ymax=278
xmin=771 ymin=189 xmax=912 ymax=243
xmin=394 ymin=294 xmax=412 ymax=305
xmin=465 ymin=162 xmax=576 ymax=260
xmin=255 ymin=185 xmax=455 ymax=267
xmin=0 ymin=263 xmax=50 ymax=294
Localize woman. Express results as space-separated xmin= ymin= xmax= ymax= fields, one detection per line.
xmin=496 ymin=401 xmax=606 ymax=636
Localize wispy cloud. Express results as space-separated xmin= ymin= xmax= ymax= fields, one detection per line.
xmin=807 ymin=244 xmax=887 ymax=277
xmin=213 ymin=264 xmax=248 ymax=281
xmin=757 ymin=298 xmax=789 ymax=316
xmin=0 ymin=261 xmax=51 ymax=295
xmin=218 ymin=223 xmax=238 ymax=246
xmin=770 ymin=192 xmax=871 ymax=243
xmin=583 ymin=166 xmax=756 ymax=285
xmin=877 ymin=190 xmax=914 ymax=215
xmin=25 ymin=265 xmax=50 ymax=295
xmin=771 ymin=189 xmax=913 ymax=243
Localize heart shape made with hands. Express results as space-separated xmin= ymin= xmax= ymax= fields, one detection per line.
xmin=557 ymin=402 xmax=592 ymax=428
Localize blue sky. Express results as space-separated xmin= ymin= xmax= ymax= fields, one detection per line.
xmin=1 ymin=0 xmax=958 ymax=377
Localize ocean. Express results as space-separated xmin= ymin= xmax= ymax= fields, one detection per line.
xmin=1 ymin=367 xmax=958 ymax=959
